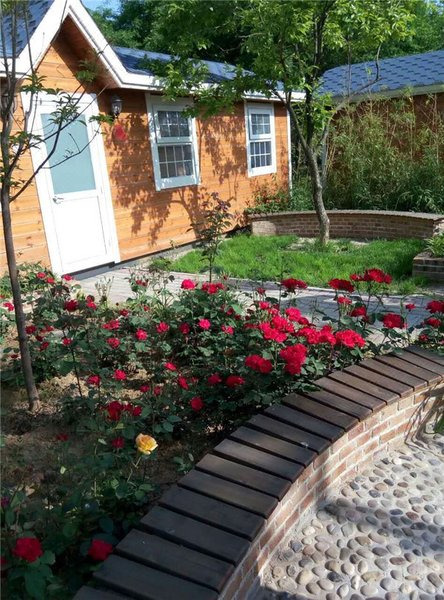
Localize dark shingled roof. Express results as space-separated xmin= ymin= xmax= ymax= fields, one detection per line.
xmin=0 ymin=0 xmax=54 ymax=58
xmin=113 ymin=46 xmax=238 ymax=84
xmin=320 ymin=50 xmax=444 ymax=98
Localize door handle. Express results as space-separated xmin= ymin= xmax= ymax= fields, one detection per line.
xmin=53 ymin=195 xmax=64 ymax=204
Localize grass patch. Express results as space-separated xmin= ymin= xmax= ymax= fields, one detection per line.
xmin=170 ymin=234 xmax=428 ymax=293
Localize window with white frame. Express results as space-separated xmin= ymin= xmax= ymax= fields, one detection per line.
xmin=148 ymin=99 xmax=200 ymax=190
xmin=245 ymin=103 xmax=276 ymax=176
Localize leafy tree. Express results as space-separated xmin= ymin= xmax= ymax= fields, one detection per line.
xmin=135 ymin=0 xmax=415 ymax=244
xmin=0 ymin=1 xmax=110 ymax=409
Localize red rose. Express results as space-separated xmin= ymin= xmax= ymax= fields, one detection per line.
xmin=102 ymin=319 xmax=120 ymax=330
xmin=179 ymin=323 xmax=191 ymax=335
xmin=153 ymin=385 xmax=162 ymax=396
xmin=62 ymin=337 xmax=73 ymax=346
xmin=198 ymin=319 xmax=211 ymax=330
xmin=111 ymin=437 xmax=125 ymax=449
xmin=132 ymin=405 xmax=142 ymax=417
xmin=140 ymin=384 xmax=150 ymax=393
xmin=225 ymin=375 xmax=245 ymax=388
xmin=190 ymin=397 xmax=204 ymax=411
xmin=39 ymin=341 xmax=49 ymax=352
xmin=335 ymin=329 xmax=366 ymax=348
xmin=164 ymin=362 xmax=177 ymax=371
xmin=106 ymin=400 xmax=124 ymax=421
xmin=56 ymin=433 xmax=69 ymax=442
xmin=207 ymin=373 xmax=222 ymax=386
xmin=113 ymin=369 xmax=127 ymax=381
xmin=350 ymin=305 xmax=367 ymax=318
xmin=328 ymin=279 xmax=355 ymax=293
xmin=221 ymin=325 xmax=234 ymax=335
xmin=425 ymin=317 xmax=441 ymax=328
xmin=279 ymin=343 xmax=307 ymax=375
xmin=201 ymin=282 xmax=225 ymax=294
xmin=337 ymin=296 xmax=352 ymax=305
xmin=87 ymin=374 xmax=101 ymax=386
xmin=319 ymin=325 xmax=336 ymax=345
xmin=177 ymin=376 xmax=189 ymax=390
xmin=259 ymin=322 xmax=287 ymax=343
xmin=3 ymin=302 xmax=14 ymax=312
xmin=245 ymin=354 xmax=273 ymax=374
xmin=363 ymin=268 xmax=392 ymax=284
xmin=12 ymin=537 xmax=43 ymax=563
xmin=181 ymin=279 xmax=196 ymax=290
xmin=119 ymin=309 xmax=129 ymax=317
xmin=62 ymin=274 xmax=73 ymax=281
xmin=258 ymin=301 xmax=271 ymax=310
xmin=88 ymin=539 xmax=113 ymax=561
xmin=405 ymin=303 xmax=416 ymax=311
xmin=285 ymin=307 xmax=302 ymax=322
xmin=107 ymin=337 xmax=120 ymax=349
xmin=36 ymin=272 xmax=46 ymax=280
xmin=426 ymin=300 xmax=444 ymax=314
xmin=25 ymin=325 xmax=37 ymax=335
xmin=135 ymin=329 xmax=147 ymax=341
xmin=257 ymin=287 xmax=266 ymax=295
xmin=64 ymin=299 xmax=78 ymax=312
xmin=157 ymin=322 xmax=169 ymax=334
xmin=86 ymin=300 xmax=97 ymax=310
xmin=382 ymin=313 xmax=405 ymax=329
xmin=281 ymin=278 xmax=307 ymax=292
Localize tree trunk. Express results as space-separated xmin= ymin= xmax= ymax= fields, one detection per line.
xmin=1 ymin=187 xmax=40 ymax=411
xmin=287 ymin=103 xmax=330 ymax=245
xmin=305 ymin=145 xmax=330 ymax=245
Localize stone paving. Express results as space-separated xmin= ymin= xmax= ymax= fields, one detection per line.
xmin=257 ymin=435 xmax=444 ymax=600
xmin=76 ymin=266 xmax=437 ymax=329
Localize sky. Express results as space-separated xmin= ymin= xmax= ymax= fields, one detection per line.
xmin=82 ymin=0 xmax=120 ymax=11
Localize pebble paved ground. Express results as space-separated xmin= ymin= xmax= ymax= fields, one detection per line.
xmin=257 ymin=435 xmax=444 ymax=600
xmin=76 ymin=266 xmax=439 ymax=329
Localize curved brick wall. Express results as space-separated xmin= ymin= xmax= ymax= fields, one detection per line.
xmin=227 ymin=380 xmax=443 ymax=599
xmin=77 ymin=347 xmax=444 ymax=600
xmin=249 ymin=210 xmax=444 ymax=240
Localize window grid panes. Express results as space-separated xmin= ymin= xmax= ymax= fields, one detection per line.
xmin=158 ymin=144 xmax=193 ymax=179
xmin=251 ymin=113 xmax=271 ymax=136
xmin=157 ymin=110 xmax=190 ymax=138
xmin=250 ymin=140 xmax=272 ymax=169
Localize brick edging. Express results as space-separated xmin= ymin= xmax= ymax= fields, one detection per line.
xmin=76 ymin=347 xmax=444 ymax=600
xmin=248 ymin=210 xmax=444 ymax=241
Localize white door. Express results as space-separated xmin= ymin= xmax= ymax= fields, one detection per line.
xmin=30 ymin=93 xmax=120 ymax=274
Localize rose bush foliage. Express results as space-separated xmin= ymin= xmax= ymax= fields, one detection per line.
xmin=1 ymin=263 xmax=443 ymax=597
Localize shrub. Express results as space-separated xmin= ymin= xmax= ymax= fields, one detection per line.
xmin=427 ymin=232 xmax=444 ymax=258
xmin=325 ymin=95 xmax=444 ymax=213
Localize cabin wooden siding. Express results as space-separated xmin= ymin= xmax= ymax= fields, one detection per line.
xmin=0 ymin=22 xmax=289 ymax=272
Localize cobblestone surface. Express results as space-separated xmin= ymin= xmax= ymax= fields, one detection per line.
xmin=257 ymin=435 xmax=444 ymax=600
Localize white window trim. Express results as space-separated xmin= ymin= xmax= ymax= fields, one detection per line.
xmin=146 ymin=94 xmax=200 ymax=191
xmin=245 ymin=102 xmax=277 ymax=177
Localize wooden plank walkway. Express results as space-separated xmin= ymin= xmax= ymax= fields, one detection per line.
xmin=75 ymin=346 xmax=444 ymax=600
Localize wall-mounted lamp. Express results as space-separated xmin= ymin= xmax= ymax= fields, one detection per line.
xmin=110 ymin=94 xmax=122 ymax=120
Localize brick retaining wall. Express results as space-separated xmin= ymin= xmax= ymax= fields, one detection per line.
xmin=249 ymin=211 xmax=444 ymax=240
xmin=76 ymin=347 xmax=444 ymax=600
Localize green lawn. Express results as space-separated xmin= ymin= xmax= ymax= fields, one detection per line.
xmin=170 ymin=234 xmax=428 ymax=294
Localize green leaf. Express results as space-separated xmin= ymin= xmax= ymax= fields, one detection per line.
xmin=24 ymin=570 xmax=47 ymax=599
xmin=99 ymin=516 xmax=114 ymax=534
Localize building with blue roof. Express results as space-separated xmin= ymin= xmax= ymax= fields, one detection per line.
xmin=0 ymin=0 xmax=291 ymax=275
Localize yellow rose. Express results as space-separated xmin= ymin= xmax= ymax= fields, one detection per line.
xmin=135 ymin=433 xmax=158 ymax=455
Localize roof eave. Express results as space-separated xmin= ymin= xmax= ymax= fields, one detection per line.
xmin=328 ymin=82 xmax=444 ymax=104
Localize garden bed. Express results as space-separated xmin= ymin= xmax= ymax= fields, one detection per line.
xmin=1 ymin=263 xmax=443 ymax=599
